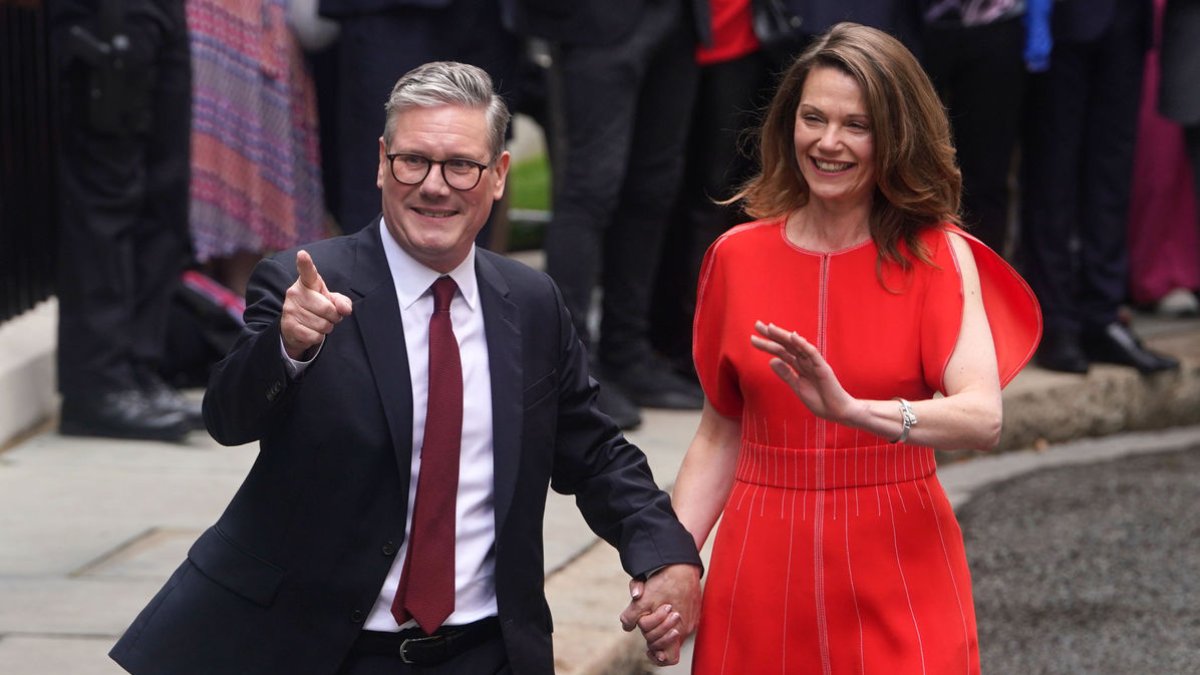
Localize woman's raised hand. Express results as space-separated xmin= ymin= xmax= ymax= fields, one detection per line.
xmin=750 ymin=321 xmax=864 ymax=424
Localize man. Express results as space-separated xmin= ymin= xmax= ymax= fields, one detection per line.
xmin=50 ymin=0 xmax=202 ymax=441
xmin=109 ymin=61 xmax=700 ymax=674
xmin=316 ymin=0 xmax=519 ymax=236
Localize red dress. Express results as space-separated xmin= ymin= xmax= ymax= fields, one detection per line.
xmin=691 ymin=219 xmax=1040 ymax=675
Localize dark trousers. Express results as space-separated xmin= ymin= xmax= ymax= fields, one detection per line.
xmin=1019 ymin=0 xmax=1146 ymax=336
xmin=52 ymin=0 xmax=192 ymax=396
xmin=542 ymin=0 xmax=699 ymax=368
xmin=651 ymin=50 xmax=774 ymax=363
xmin=922 ymin=15 xmax=1026 ymax=255
xmin=329 ymin=1 xmax=518 ymax=235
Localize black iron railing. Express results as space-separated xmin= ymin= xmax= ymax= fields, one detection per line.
xmin=1 ymin=0 xmax=58 ymax=324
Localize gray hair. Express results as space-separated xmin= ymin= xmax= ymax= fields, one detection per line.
xmin=382 ymin=61 xmax=511 ymax=160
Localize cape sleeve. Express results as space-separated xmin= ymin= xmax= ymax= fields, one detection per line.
xmin=692 ymin=236 xmax=745 ymax=418
xmin=921 ymin=224 xmax=1043 ymax=392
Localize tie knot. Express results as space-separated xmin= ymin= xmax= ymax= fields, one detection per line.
xmin=431 ymin=276 xmax=457 ymax=313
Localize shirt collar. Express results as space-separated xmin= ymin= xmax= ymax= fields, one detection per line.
xmin=378 ymin=218 xmax=479 ymax=312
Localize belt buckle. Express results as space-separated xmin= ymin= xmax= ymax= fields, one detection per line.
xmin=398 ymin=635 xmax=441 ymax=665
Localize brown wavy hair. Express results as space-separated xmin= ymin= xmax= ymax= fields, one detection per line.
xmin=733 ymin=22 xmax=961 ymax=270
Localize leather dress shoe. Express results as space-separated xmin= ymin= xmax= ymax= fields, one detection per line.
xmin=1082 ymin=322 xmax=1180 ymax=374
xmin=1034 ymin=330 xmax=1089 ymax=374
xmin=135 ymin=366 xmax=205 ymax=430
xmin=602 ymin=356 xmax=704 ymax=410
xmin=595 ymin=378 xmax=642 ymax=431
xmin=61 ymin=389 xmax=191 ymax=442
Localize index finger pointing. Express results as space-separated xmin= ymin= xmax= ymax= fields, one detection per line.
xmin=296 ymin=251 xmax=324 ymax=291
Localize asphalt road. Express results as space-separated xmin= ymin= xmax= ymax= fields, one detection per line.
xmin=960 ymin=445 xmax=1200 ymax=674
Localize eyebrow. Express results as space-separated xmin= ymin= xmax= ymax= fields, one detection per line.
xmin=798 ymin=103 xmax=870 ymax=119
xmin=388 ymin=149 xmax=490 ymax=163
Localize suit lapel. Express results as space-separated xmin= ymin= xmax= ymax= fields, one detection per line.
xmin=476 ymin=252 xmax=522 ymax=537
xmin=349 ymin=226 xmax=415 ymax=493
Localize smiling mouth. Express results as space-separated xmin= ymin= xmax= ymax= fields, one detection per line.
xmin=413 ymin=207 xmax=457 ymax=218
xmin=812 ymin=157 xmax=855 ymax=173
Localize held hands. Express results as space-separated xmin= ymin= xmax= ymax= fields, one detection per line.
xmin=619 ymin=564 xmax=701 ymax=666
xmin=750 ymin=321 xmax=864 ymax=425
xmin=280 ymin=251 xmax=353 ymax=360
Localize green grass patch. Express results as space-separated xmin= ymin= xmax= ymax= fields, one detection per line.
xmin=508 ymin=153 xmax=551 ymax=212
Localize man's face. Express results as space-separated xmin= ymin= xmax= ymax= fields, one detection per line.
xmin=377 ymin=104 xmax=510 ymax=272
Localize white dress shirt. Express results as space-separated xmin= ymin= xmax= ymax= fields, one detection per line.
xmin=285 ymin=220 xmax=498 ymax=630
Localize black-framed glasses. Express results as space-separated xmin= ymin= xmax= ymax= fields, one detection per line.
xmin=386 ymin=152 xmax=490 ymax=191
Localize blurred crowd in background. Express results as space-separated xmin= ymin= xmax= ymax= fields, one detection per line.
xmin=45 ymin=0 xmax=1200 ymax=439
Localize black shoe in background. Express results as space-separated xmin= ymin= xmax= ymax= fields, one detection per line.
xmin=1034 ymin=329 xmax=1090 ymax=374
xmin=602 ymin=355 xmax=704 ymax=410
xmin=61 ymin=389 xmax=191 ymax=442
xmin=135 ymin=365 xmax=205 ymax=431
xmin=595 ymin=378 xmax=643 ymax=431
xmin=1082 ymin=322 xmax=1180 ymax=374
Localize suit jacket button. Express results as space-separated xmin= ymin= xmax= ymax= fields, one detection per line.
xmin=350 ymin=609 xmax=365 ymax=623
xmin=381 ymin=542 xmax=397 ymax=556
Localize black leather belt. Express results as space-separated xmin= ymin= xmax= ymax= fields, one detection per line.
xmin=351 ymin=617 xmax=501 ymax=666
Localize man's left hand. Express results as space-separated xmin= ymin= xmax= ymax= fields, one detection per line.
xmin=619 ymin=564 xmax=701 ymax=666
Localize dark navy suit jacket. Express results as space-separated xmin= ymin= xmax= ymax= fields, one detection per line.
xmin=109 ymin=223 xmax=700 ymax=674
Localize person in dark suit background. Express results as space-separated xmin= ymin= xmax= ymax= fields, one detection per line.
xmin=50 ymin=0 xmax=203 ymax=442
xmin=512 ymin=0 xmax=711 ymax=430
xmin=109 ymin=61 xmax=702 ymax=674
xmin=1020 ymin=0 xmax=1179 ymax=374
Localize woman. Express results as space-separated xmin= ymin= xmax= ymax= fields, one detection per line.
xmin=639 ymin=23 xmax=1040 ymax=673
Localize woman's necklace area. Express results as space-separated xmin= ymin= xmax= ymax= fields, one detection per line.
xmin=785 ymin=209 xmax=871 ymax=253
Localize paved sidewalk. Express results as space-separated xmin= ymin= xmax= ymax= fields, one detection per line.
xmin=0 ymin=312 xmax=1196 ymax=674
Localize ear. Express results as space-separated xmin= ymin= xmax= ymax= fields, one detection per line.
xmin=491 ymin=150 xmax=511 ymax=201
xmin=376 ymin=137 xmax=388 ymax=190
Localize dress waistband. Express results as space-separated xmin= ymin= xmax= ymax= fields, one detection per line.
xmin=734 ymin=440 xmax=937 ymax=490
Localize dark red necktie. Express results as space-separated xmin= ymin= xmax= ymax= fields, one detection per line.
xmin=391 ymin=276 xmax=462 ymax=634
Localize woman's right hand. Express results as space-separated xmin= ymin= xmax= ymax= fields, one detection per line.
xmin=750 ymin=321 xmax=866 ymax=425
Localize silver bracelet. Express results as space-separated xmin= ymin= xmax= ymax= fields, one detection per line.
xmin=890 ymin=397 xmax=917 ymax=444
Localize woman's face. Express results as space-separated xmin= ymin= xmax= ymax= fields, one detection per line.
xmin=793 ymin=66 xmax=876 ymax=209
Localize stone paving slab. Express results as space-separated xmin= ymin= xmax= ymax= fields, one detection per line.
xmin=0 ymin=578 xmax=166 ymax=635
xmin=0 ymin=636 xmax=124 ymax=675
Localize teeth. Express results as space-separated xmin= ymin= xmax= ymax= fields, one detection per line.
xmin=814 ymin=159 xmax=852 ymax=172
xmin=415 ymin=208 xmax=453 ymax=218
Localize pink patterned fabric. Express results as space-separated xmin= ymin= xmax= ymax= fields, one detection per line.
xmin=1128 ymin=0 xmax=1200 ymax=305
xmin=187 ymin=0 xmax=325 ymax=262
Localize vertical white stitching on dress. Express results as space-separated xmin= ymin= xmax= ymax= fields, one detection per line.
xmin=783 ymin=419 xmax=796 ymax=673
xmin=814 ymin=421 xmax=831 ymax=675
xmin=845 ymin=484 xmax=866 ymax=675
xmin=802 ymin=418 xmax=809 ymax=521
xmin=832 ymin=425 xmax=839 ymax=521
xmin=814 ymin=253 xmax=832 ymax=675
xmin=735 ymin=411 xmax=750 ymax=512
xmin=887 ymin=485 xmax=927 ymax=675
xmin=763 ymin=415 xmax=772 ymax=514
xmin=753 ymin=413 xmax=763 ymax=511
xmin=925 ymin=475 xmax=972 ymax=675
xmin=853 ymin=429 xmax=861 ymax=517
xmin=719 ymin=509 xmax=754 ymax=675
xmin=894 ymin=451 xmax=908 ymax=513
xmin=874 ymin=440 xmax=883 ymax=517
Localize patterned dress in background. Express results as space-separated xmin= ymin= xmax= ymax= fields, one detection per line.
xmin=187 ymin=0 xmax=325 ymax=263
